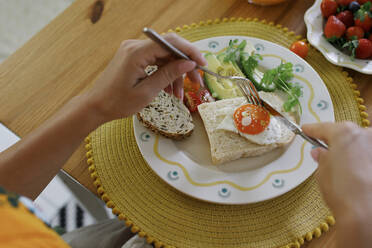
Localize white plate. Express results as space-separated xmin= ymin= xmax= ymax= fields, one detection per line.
xmin=305 ymin=0 xmax=372 ymax=74
xmin=133 ymin=36 xmax=334 ymax=204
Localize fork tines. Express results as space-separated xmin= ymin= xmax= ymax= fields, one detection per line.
xmin=237 ymin=80 xmax=262 ymax=107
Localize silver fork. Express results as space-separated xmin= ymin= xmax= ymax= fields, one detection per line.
xmin=143 ymin=29 xmax=255 ymax=88
xmin=143 ymin=27 xmax=328 ymax=149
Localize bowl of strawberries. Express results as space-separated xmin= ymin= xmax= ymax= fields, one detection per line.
xmin=305 ymin=0 xmax=372 ymax=74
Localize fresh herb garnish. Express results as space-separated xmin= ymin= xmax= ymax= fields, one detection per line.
xmin=261 ymin=62 xmax=302 ymax=113
xmin=223 ymin=39 xmax=247 ymax=64
xmin=220 ymin=39 xmax=303 ymax=113
xmin=283 ymin=82 xmax=303 ymax=113
xmin=241 ymin=52 xmax=264 ymax=88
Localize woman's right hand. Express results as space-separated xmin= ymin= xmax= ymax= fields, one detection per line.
xmin=302 ymin=122 xmax=372 ymax=247
xmin=86 ymin=33 xmax=206 ymax=123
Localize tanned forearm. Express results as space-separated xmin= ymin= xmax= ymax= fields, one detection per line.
xmin=0 ymin=93 xmax=105 ymax=199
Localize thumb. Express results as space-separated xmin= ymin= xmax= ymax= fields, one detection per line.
xmin=141 ymin=60 xmax=196 ymax=92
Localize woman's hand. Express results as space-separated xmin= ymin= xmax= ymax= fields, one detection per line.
xmin=302 ymin=122 xmax=372 ymax=247
xmin=87 ymin=33 xmax=206 ymax=122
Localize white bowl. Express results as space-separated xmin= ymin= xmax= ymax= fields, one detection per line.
xmin=304 ymin=0 xmax=372 ymax=74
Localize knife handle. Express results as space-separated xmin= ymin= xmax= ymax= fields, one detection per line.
xmin=298 ymin=131 xmax=328 ymax=150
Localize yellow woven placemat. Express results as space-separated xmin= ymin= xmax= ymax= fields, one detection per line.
xmin=86 ymin=18 xmax=370 ymax=248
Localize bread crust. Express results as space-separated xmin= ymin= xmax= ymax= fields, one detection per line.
xmin=136 ymin=112 xmax=193 ymax=140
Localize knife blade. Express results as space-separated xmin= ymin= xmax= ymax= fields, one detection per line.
xmin=262 ymin=100 xmax=328 ymax=150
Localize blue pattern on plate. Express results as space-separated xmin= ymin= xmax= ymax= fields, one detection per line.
xmin=208 ymin=41 xmax=219 ymax=49
xmin=218 ymin=187 xmax=231 ymax=198
xmin=317 ymin=100 xmax=328 ymax=110
xmin=272 ymin=179 xmax=285 ymax=189
xmin=254 ymin=43 xmax=265 ymax=52
xmin=167 ymin=171 xmax=180 ymax=181
xmin=140 ymin=132 xmax=151 ymax=142
xmin=294 ymin=64 xmax=305 ymax=73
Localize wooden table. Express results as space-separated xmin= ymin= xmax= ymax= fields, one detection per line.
xmin=1 ymin=0 xmax=370 ymax=247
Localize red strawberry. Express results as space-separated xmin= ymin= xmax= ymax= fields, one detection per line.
xmin=337 ymin=0 xmax=354 ymax=5
xmin=346 ymin=26 xmax=365 ymax=39
xmin=324 ymin=16 xmax=347 ymax=38
xmin=355 ymin=2 xmax=372 ymax=31
xmin=355 ymin=13 xmax=372 ymax=31
xmin=357 ymin=0 xmax=371 ymax=4
xmin=356 ymin=38 xmax=372 ymax=58
xmin=321 ymin=0 xmax=339 ymax=18
xmin=337 ymin=10 xmax=355 ymax=27
xmin=369 ymin=33 xmax=372 ymax=41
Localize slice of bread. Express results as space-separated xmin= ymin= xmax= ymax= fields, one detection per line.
xmin=197 ymin=92 xmax=296 ymax=165
xmin=137 ymin=90 xmax=194 ymax=140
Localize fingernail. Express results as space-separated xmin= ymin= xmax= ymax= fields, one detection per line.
xmin=196 ymin=72 xmax=205 ymax=87
xmin=164 ymin=85 xmax=172 ymax=94
xmin=311 ymin=148 xmax=320 ymax=162
xmin=177 ymin=87 xmax=184 ymax=101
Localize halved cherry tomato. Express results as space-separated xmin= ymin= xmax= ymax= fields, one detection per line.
xmin=290 ymin=41 xmax=309 ymax=58
xmin=184 ymin=91 xmax=201 ymax=112
xmin=183 ymin=70 xmax=203 ymax=93
xmin=183 ymin=70 xmax=214 ymax=112
xmin=183 ymin=75 xmax=200 ymax=93
xmin=233 ymin=104 xmax=270 ymax=135
xmin=184 ymin=88 xmax=214 ymax=112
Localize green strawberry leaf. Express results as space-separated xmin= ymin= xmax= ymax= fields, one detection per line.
xmin=355 ymin=2 xmax=372 ymax=21
xmin=343 ymin=40 xmax=359 ymax=58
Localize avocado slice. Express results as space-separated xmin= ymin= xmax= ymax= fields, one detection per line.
xmin=204 ymin=53 xmax=242 ymax=100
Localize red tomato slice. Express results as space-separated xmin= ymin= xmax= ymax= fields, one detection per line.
xmin=183 ymin=69 xmax=204 ymax=93
xmin=233 ymin=104 xmax=270 ymax=135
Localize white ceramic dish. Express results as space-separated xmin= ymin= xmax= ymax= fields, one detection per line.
xmin=305 ymin=0 xmax=372 ymax=74
xmin=133 ymin=36 xmax=334 ymax=205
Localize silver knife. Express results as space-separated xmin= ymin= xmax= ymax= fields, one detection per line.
xmin=262 ymin=100 xmax=328 ymax=149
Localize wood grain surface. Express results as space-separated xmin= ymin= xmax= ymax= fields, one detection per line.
xmin=3 ymin=0 xmax=372 ymax=246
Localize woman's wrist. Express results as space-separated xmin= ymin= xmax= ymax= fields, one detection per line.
xmin=68 ymin=93 xmax=109 ymax=134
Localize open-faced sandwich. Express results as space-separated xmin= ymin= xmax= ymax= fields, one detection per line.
xmin=137 ymin=39 xmax=303 ymax=165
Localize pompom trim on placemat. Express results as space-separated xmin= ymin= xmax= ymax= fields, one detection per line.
xmin=85 ymin=18 xmax=369 ymax=248
xmin=86 ymin=135 xmax=335 ymax=248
